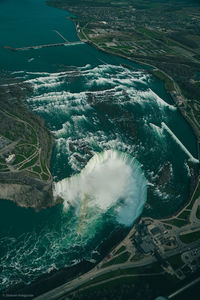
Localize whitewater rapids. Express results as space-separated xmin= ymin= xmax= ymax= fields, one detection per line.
xmin=54 ymin=150 xmax=147 ymax=227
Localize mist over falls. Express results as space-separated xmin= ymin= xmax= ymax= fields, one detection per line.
xmin=0 ymin=62 xmax=197 ymax=290
xmin=54 ymin=150 xmax=147 ymax=227
xmin=0 ymin=0 xmax=198 ymax=292
xmin=24 ymin=63 xmax=195 ymax=219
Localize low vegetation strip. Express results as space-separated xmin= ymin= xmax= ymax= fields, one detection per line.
xmin=179 ymin=230 xmax=200 ymax=244
xmin=196 ymin=206 xmax=200 ymax=219
xmin=178 ymin=210 xmax=190 ymax=221
xmin=77 ymin=263 xmax=163 ymax=291
xmin=19 ymin=155 xmax=39 ymax=170
xmin=114 ymin=245 xmax=126 ymax=256
xmin=167 ymin=254 xmax=183 ymax=269
xmin=102 ymin=251 xmax=131 ymax=267
xmin=193 ymin=183 xmax=200 ymax=201
xmin=162 ymin=218 xmax=188 ymax=228
xmin=153 ymin=70 xmax=174 ymax=92
xmin=68 ymin=272 xmax=174 ymax=300
xmin=187 ymin=181 xmax=200 ymax=210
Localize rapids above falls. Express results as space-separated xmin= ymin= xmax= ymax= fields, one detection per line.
xmin=0 ymin=0 xmax=198 ymax=291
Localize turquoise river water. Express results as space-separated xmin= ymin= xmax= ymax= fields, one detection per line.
xmin=0 ymin=0 xmax=199 ymax=291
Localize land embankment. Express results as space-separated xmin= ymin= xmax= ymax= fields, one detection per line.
xmin=0 ymin=74 xmax=56 ymax=209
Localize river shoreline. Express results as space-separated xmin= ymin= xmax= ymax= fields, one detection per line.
xmin=76 ymin=24 xmax=200 ymax=144
xmin=0 ymin=79 xmax=57 ymax=210
xmin=74 ymin=22 xmax=200 ymax=207
xmin=0 ymin=0 xmax=199 ymax=295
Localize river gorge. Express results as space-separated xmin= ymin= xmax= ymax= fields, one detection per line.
xmin=0 ymin=0 xmax=198 ymax=291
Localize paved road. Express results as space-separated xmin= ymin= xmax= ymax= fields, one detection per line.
xmin=168 ymin=276 xmax=200 ymax=299
xmin=34 ymin=231 xmax=200 ymax=300
xmin=34 ymin=191 xmax=200 ymax=300
xmin=0 ymin=107 xmax=52 ymax=180
xmin=34 ymin=256 xmax=156 ymax=300
xmin=190 ymin=195 xmax=200 ymax=224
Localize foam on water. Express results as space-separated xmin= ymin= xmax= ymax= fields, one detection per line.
xmin=162 ymin=122 xmax=199 ymax=164
xmin=54 ymin=150 xmax=147 ymax=226
xmin=184 ymin=161 xmax=191 ymax=177
xmin=1 ymin=62 xmax=195 ymax=291
xmin=0 ymin=150 xmax=147 ymax=289
xmin=149 ymin=122 xmax=164 ymax=139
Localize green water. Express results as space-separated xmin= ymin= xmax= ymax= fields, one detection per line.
xmin=0 ymin=0 xmax=198 ymax=291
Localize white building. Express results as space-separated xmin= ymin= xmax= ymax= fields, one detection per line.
xmin=6 ymin=154 xmax=15 ymax=164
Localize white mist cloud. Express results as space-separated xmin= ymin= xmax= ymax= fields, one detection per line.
xmin=54 ymin=150 xmax=147 ymax=227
